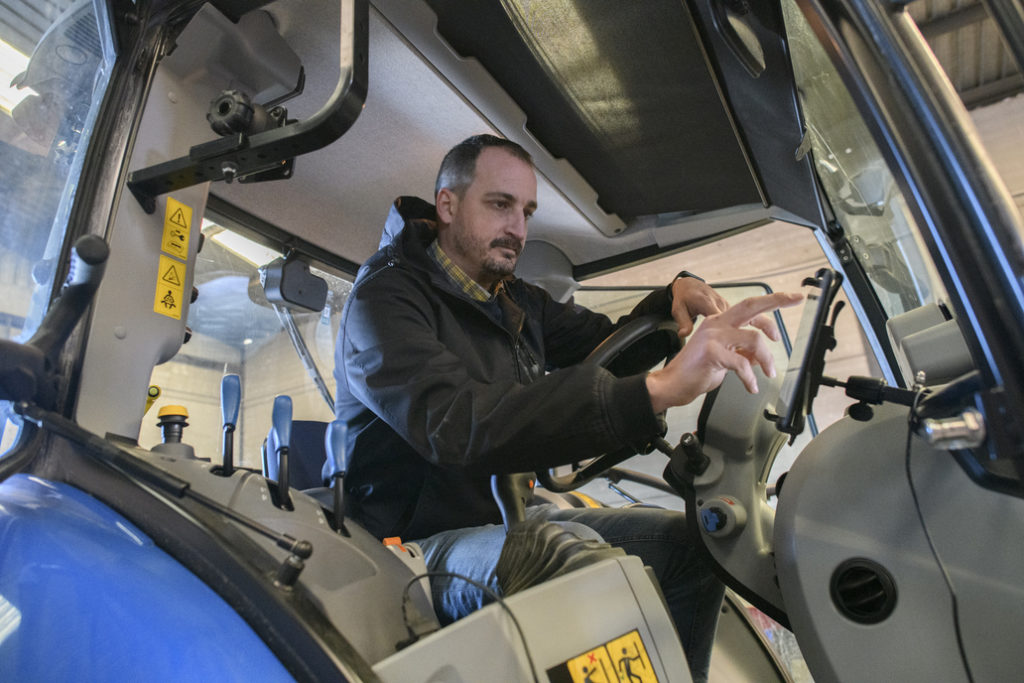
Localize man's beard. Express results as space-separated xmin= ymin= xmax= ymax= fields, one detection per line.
xmin=482 ymin=237 xmax=522 ymax=278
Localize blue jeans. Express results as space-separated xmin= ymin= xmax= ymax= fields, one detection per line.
xmin=414 ymin=503 xmax=723 ymax=683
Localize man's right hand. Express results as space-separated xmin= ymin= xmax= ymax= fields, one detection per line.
xmin=645 ymin=292 xmax=803 ymax=413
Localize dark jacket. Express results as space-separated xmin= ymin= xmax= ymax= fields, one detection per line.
xmin=334 ymin=197 xmax=679 ymax=540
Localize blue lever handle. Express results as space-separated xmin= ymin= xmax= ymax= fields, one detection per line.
xmin=325 ymin=420 xmax=347 ymax=478
xmin=271 ymin=395 xmax=292 ymax=449
xmin=220 ymin=374 xmax=241 ymax=426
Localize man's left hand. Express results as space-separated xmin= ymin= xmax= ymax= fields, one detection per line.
xmin=671 ymin=277 xmax=730 ymax=338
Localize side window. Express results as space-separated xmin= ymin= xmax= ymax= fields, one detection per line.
xmin=780 ymin=0 xmax=947 ymax=320
xmin=1 ymin=1 xmax=116 ymax=455
xmin=141 ymin=213 xmax=353 ymax=469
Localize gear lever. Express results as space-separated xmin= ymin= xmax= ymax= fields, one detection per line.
xmin=219 ymin=374 xmax=241 ymax=476
xmin=490 ymin=473 xmax=535 ymax=532
xmin=324 ymin=420 xmax=349 ymax=535
xmin=271 ymin=395 xmax=293 ymax=509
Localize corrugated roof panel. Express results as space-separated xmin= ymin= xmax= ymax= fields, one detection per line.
xmin=0 ymin=1 xmax=75 ymax=55
xmin=911 ymin=0 xmax=1023 ymax=108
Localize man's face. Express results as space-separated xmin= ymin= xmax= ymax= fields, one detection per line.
xmin=436 ymin=147 xmax=538 ymax=288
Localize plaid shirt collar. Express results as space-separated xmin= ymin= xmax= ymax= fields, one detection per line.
xmin=429 ymin=239 xmax=505 ymax=302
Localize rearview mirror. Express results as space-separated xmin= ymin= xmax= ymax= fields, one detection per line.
xmin=260 ymin=256 xmax=328 ymax=312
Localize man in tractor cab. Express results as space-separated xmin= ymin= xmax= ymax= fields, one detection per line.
xmin=333 ymin=134 xmax=801 ymax=681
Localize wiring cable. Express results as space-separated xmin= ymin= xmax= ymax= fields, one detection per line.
xmin=398 ymin=572 xmax=540 ymax=683
xmin=905 ymin=390 xmax=975 ymax=683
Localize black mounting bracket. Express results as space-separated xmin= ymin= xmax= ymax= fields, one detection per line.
xmin=127 ymin=0 xmax=368 ymax=213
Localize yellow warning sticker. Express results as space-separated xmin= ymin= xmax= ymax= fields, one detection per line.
xmin=154 ymin=254 xmax=186 ymax=320
xmin=557 ymin=630 xmax=658 ymax=683
xmin=606 ymin=631 xmax=658 ymax=682
xmin=565 ymin=645 xmax=616 ymax=682
xmin=161 ymin=197 xmax=192 ymax=259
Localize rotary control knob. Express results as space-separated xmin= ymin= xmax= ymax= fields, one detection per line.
xmin=698 ymin=496 xmax=748 ymax=538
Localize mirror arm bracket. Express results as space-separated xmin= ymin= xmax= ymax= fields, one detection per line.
xmin=127 ymin=0 xmax=368 ymax=213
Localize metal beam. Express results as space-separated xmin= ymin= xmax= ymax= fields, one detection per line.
xmin=960 ymin=73 xmax=1024 ymax=108
xmin=919 ymin=3 xmax=989 ymax=39
xmin=980 ymin=0 xmax=1024 ymax=74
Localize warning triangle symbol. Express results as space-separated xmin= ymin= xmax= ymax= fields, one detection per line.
xmin=170 ymin=208 xmax=188 ymax=229
xmin=162 ymin=264 xmax=182 ymax=286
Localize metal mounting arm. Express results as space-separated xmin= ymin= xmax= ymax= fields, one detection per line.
xmin=127 ymin=0 xmax=368 ymax=213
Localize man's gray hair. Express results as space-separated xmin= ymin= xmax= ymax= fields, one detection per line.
xmin=434 ymin=134 xmax=534 ymax=198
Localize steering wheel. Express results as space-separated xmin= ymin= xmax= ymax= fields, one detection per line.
xmin=536 ymin=313 xmax=681 ymax=493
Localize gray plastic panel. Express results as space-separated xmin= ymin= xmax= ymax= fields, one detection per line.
xmin=374 ymin=556 xmax=692 ymax=682
xmin=139 ymin=451 xmax=435 ymax=665
xmin=775 ymin=404 xmax=1024 ymax=682
xmin=76 ymin=3 xmax=304 ymax=440
xmin=885 ymin=304 xmax=974 ymax=385
xmin=690 ymin=370 xmax=788 ymax=615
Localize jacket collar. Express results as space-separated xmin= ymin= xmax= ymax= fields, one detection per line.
xmin=379 ymin=196 xmax=437 ymax=250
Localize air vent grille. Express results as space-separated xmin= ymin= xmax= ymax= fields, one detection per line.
xmin=830 ymin=558 xmax=897 ymax=624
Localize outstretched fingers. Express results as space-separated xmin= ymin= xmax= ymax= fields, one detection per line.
xmin=736 ymin=327 xmax=779 ymax=381
xmin=710 ymin=343 xmax=761 ymax=394
xmin=719 ymin=292 xmax=803 ymax=328
xmin=710 ymin=327 xmax=777 ymax=393
xmin=748 ymin=313 xmax=782 ymax=342
xmin=711 ymin=292 xmax=801 ymax=392
xmin=647 ymin=291 xmax=804 ymax=412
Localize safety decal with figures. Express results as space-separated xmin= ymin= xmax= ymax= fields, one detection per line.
xmin=547 ymin=629 xmax=658 ymax=683
xmin=153 ymin=197 xmax=192 ymax=320
xmin=161 ymin=197 xmax=192 ymax=259
xmin=153 ymin=254 xmax=186 ymax=320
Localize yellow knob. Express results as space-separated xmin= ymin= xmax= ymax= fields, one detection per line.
xmin=158 ymin=404 xmax=189 ymax=418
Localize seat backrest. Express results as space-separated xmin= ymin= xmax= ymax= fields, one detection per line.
xmin=263 ymin=419 xmax=329 ymax=491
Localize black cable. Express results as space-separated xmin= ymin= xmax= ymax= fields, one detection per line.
xmin=905 ymin=392 xmax=975 ymax=683
xmin=399 ymin=572 xmax=540 ymax=683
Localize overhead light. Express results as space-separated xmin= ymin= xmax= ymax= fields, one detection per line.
xmin=207 ymin=224 xmax=281 ymax=266
xmin=0 ymin=39 xmax=35 ymax=115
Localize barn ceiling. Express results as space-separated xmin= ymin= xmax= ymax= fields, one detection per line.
xmin=908 ymin=0 xmax=1024 ymax=108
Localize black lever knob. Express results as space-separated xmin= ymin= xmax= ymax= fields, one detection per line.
xmin=678 ymin=432 xmax=710 ymax=476
xmin=491 ymin=473 xmax=535 ymax=532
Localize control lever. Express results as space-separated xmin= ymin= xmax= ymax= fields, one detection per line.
xmin=490 ymin=473 xmax=535 ymax=532
xmin=0 ymin=235 xmax=108 ymax=408
xmin=677 ymin=432 xmax=709 ymax=476
xmin=220 ymin=374 xmax=241 ymax=476
xmin=662 ymin=432 xmax=710 ymax=496
xmin=324 ymin=420 xmax=349 ymax=535
xmin=30 ymin=235 xmax=109 ymax=361
xmin=271 ymin=395 xmax=293 ymax=508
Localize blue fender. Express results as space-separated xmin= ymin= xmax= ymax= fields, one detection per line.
xmin=0 ymin=474 xmax=294 ymax=680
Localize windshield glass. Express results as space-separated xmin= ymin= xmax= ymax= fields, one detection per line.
xmin=141 ymin=215 xmax=353 ymax=469
xmin=0 ymin=0 xmax=116 ymax=455
xmin=781 ymin=0 xmax=947 ymax=319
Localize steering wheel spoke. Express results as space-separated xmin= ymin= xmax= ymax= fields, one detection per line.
xmin=536 ymin=446 xmax=638 ymax=493
xmin=538 ymin=314 xmax=680 ymax=493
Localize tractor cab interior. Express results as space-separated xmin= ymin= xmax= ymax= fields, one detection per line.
xmin=1 ymin=1 xmax=1023 ymax=681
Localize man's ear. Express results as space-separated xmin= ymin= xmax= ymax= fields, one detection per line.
xmin=436 ymin=187 xmax=458 ymax=224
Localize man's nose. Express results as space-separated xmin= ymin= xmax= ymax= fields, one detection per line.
xmin=506 ymin=211 xmax=528 ymax=241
